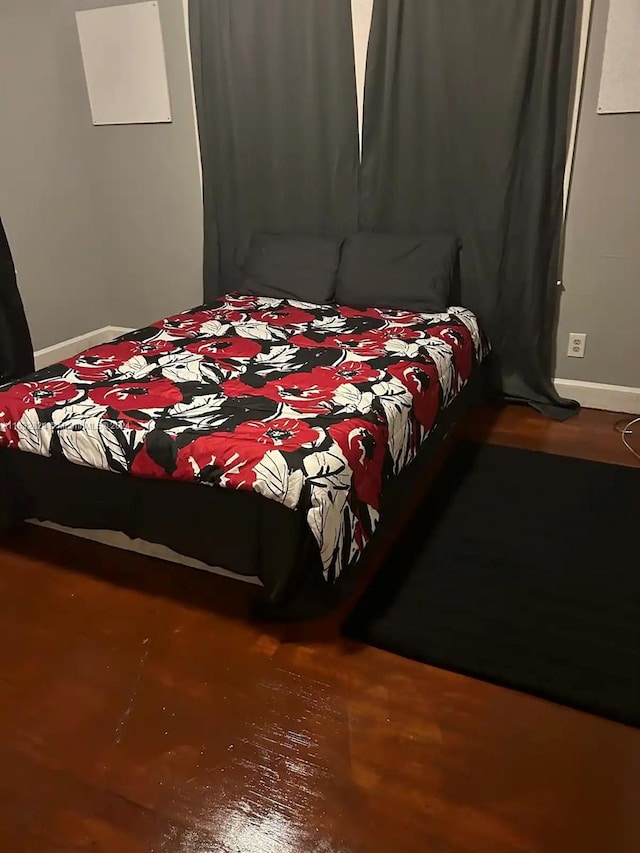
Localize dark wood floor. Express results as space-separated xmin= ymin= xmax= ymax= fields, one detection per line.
xmin=0 ymin=405 xmax=638 ymax=853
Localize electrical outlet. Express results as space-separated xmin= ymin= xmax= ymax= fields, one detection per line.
xmin=567 ymin=332 xmax=587 ymax=358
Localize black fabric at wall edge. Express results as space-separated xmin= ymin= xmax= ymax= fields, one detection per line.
xmin=0 ymin=216 xmax=34 ymax=382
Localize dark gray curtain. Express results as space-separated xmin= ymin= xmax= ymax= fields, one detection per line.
xmin=0 ymin=217 xmax=34 ymax=382
xmin=190 ymin=0 xmax=359 ymax=299
xmin=360 ymin=0 xmax=578 ymax=418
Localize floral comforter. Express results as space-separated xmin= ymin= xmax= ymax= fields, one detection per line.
xmin=0 ymin=294 xmax=486 ymax=581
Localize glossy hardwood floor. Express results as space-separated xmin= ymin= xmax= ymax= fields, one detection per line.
xmin=0 ymin=405 xmax=638 ymax=853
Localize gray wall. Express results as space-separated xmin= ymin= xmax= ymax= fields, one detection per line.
xmin=0 ymin=0 xmax=111 ymax=350
xmin=555 ymin=0 xmax=640 ymax=387
xmin=0 ymin=0 xmax=203 ymax=349
xmin=85 ymin=0 xmax=203 ymax=329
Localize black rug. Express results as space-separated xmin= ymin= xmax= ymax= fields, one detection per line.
xmin=344 ymin=443 xmax=640 ymax=727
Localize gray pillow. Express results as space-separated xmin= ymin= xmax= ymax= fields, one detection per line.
xmin=240 ymin=233 xmax=343 ymax=303
xmin=336 ymin=233 xmax=461 ymax=313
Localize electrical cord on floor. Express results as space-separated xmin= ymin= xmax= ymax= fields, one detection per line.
xmin=614 ymin=418 xmax=631 ymax=432
xmin=614 ymin=416 xmax=640 ymax=461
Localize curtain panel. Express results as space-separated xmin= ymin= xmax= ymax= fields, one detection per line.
xmin=360 ymin=0 xmax=578 ymax=417
xmin=190 ymin=0 xmax=360 ymax=299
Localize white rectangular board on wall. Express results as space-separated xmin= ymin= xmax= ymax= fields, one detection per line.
xmin=76 ymin=1 xmax=172 ymax=125
xmin=597 ymin=0 xmax=640 ymax=114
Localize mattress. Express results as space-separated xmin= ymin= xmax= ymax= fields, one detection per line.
xmin=0 ymin=293 xmax=487 ymax=595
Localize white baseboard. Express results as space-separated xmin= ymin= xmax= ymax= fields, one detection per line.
xmin=34 ymin=326 xmax=134 ymax=370
xmin=554 ymin=379 xmax=640 ymax=415
xmin=107 ymin=326 xmax=135 ymax=336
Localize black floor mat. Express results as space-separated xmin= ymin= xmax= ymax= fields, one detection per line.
xmin=344 ymin=443 xmax=640 ymax=727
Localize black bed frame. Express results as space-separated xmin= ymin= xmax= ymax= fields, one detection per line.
xmin=0 ymin=370 xmax=485 ymax=619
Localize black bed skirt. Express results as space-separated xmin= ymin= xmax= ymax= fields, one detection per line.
xmin=0 ymin=371 xmax=485 ymax=619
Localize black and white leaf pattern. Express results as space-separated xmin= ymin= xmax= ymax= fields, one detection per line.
xmin=50 ymin=400 xmax=108 ymax=427
xmin=236 ymin=321 xmax=287 ymax=342
xmin=58 ymin=418 xmax=108 ymax=469
xmin=287 ymin=298 xmax=321 ymax=311
xmin=157 ymin=352 xmax=204 ymax=383
xmin=253 ymin=450 xmax=304 ymax=508
xmin=254 ymin=346 xmax=300 ymax=373
xmin=307 ymin=482 xmax=349 ymax=579
xmin=303 ymin=447 xmax=351 ymax=489
xmin=199 ymin=320 xmax=230 ymax=337
xmin=451 ymin=306 xmax=484 ymax=355
xmin=384 ymin=338 xmax=423 ymax=359
xmin=117 ymin=355 xmax=155 ymax=379
xmin=98 ymin=421 xmax=144 ymax=473
xmin=201 ymin=361 xmax=233 ymax=383
xmin=332 ymin=383 xmax=374 ymax=415
xmin=166 ymin=394 xmax=225 ymax=420
xmin=371 ymin=380 xmax=414 ymax=471
xmin=16 ymin=408 xmax=53 ymax=455
xmin=158 ymin=394 xmax=229 ymax=434
xmin=309 ymin=315 xmax=348 ymax=335
xmin=421 ymin=338 xmax=456 ymax=402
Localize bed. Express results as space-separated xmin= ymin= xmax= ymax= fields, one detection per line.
xmin=1 ymin=226 xmax=491 ymax=617
xmin=0 ymin=288 xmax=487 ymax=616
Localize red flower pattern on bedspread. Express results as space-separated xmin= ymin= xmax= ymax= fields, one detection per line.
xmin=1 ymin=380 xmax=81 ymax=410
xmin=88 ymin=379 xmax=183 ymax=412
xmin=186 ymin=337 xmax=262 ymax=362
xmin=0 ymin=294 xmax=487 ymax=581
